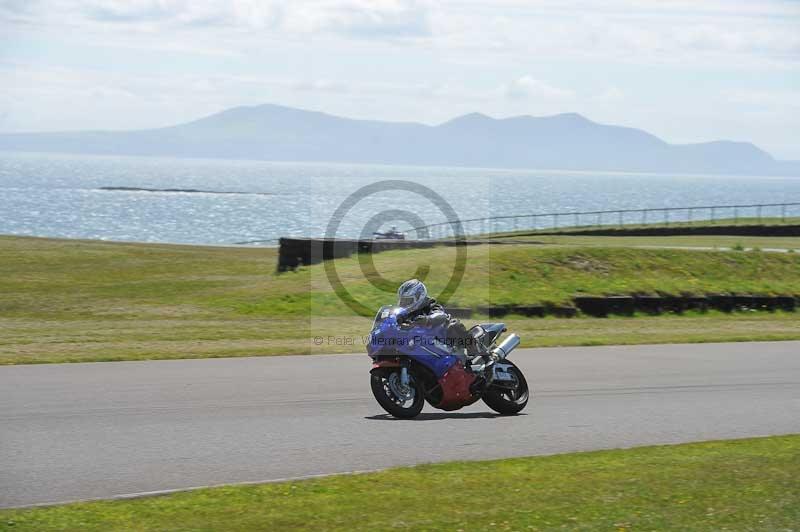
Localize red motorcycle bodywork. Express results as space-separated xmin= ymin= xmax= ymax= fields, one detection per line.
xmin=371 ymin=358 xmax=478 ymax=411
xmin=371 ymin=360 xmax=401 ymax=370
xmin=434 ymin=364 xmax=478 ymax=411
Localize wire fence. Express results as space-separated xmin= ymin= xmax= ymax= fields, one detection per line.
xmin=408 ymin=202 xmax=800 ymax=240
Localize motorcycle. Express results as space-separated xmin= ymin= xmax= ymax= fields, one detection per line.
xmin=367 ymin=305 xmax=530 ymax=418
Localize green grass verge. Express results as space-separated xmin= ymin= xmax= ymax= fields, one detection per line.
xmin=3 ymin=312 xmax=800 ymax=364
xmin=2 ymin=235 xmax=799 ymax=364
xmin=2 ymin=435 xmax=798 ymax=531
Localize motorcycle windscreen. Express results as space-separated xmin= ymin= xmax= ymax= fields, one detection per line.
xmin=372 ymin=305 xmax=396 ymax=330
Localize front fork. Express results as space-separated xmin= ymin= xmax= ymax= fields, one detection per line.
xmin=371 ymin=359 xmax=412 ymax=391
xmin=400 ymin=366 xmax=410 ymax=387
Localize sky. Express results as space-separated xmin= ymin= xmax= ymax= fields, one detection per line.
xmin=1 ymin=0 xmax=798 ymax=159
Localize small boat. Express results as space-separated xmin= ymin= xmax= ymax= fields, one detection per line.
xmin=373 ymin=226 xmax=406 ymax=240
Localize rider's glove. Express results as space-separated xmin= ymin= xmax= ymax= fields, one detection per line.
xmin=412 ymin=315 xmax=430 ymax=327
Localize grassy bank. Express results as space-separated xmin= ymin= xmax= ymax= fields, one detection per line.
xmin=1 ymin=235 xmax=799 ymax=364
xmin=2 ymin=435 xmax=798 ymax=531
xmin=3 ymin=235 xmax=799 ymax=314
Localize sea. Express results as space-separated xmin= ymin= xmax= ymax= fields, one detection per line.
xmin=1 ymin=151 xmax=798 ymax=246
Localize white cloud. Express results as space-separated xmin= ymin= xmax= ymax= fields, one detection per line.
xmin=4 ymin=1 xmax=797 ymax=65
xmin=431 ymin=1 xmax=800 ymax=68
xmin=290 ymin=79 xmax=351 ymax=94
xmin=75 ymin=0 xmax=429 ymax=38
xmin=505 ymin=76 xmax=574 ymax=101
xmin=591 ymin=87 xmax=625 ymax=103
xmin=283 ymin=0 xmax=430 ymax=38
xmin=725 ymin=89 xmax=800 ymax=109
xmin=85 ymin=0 xmax=177 ymax=22
xmin=82 ymin=0 xmax=284 ymax=29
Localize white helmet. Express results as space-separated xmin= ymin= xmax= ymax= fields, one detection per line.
xmin=397 ymin=279 xmax=428 ymax=312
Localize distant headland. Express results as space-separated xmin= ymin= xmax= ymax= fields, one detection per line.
xmin=3 ymin=103 xmax=798 ymax=177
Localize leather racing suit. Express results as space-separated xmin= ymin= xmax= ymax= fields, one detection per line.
xmin=400 ymin=298 xmax=476 ymax=363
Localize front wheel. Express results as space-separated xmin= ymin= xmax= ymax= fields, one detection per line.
xmin=482 ymin=360 xmax=529 ymax=415
xmin=370 ymin=369 xmax=424 ymax=419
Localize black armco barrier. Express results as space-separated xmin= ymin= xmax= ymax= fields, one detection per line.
xmin=413 ymin=295 xmax=796 ymax=319
xmin=528 ymin=224 xmax=800 ymax=238
xmin=278 ymin=238 xmax=441 ymax=271
xmin=277 ymin=237 xmax=529 ymax=271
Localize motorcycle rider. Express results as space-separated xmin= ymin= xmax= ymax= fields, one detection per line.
xmin=396 ymin=279 xmax=477 ymax=363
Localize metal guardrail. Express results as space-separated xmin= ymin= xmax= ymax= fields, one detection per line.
xmin=408 ymin=202 xmax=800 ymax=239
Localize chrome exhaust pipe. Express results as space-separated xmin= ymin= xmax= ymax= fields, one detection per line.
xmin=490 ymin=333 xmax=520 ymax=360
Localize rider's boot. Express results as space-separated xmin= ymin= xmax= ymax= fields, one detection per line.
xmin=469 ymin=353 xmax=490 ymax=373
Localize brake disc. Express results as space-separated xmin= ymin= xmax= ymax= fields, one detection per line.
xmin=387 ymin=373 xmax=414 ymax=402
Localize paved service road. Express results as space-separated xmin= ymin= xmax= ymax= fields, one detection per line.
xmin=2 ymin=342 xmax=799 ymax=508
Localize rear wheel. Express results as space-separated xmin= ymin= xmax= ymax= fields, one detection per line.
xmin=482 ymin=360 xmax=529 ymax=415
xmin=370 ymin=369 xmax=424 ymax=419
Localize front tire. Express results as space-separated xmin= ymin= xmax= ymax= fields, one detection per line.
xmin=482 ymin=360 xmax=529 ymax=415
xmin=370 ymin=369 xmax=424 ymax=419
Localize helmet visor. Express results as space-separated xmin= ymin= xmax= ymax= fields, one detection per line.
xmin=398 ymin=296 xmax=416 ymax=308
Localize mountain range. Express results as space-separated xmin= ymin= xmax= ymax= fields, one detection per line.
xmin=1 ymin=103 xmax=797 ymax=176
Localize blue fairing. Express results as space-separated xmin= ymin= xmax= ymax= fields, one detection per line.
xmin=367 ymin=305 xmax=460 ymax=378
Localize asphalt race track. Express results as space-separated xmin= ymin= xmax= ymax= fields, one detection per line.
xmin=2 ymin=342 xmax=799 ymax=508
